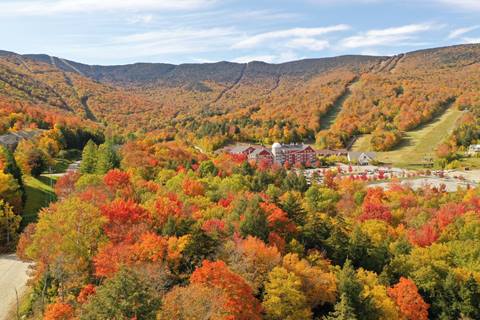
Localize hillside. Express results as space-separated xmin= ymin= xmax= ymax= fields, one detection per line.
xmin=1 ymin=44 xmax=480 ymax=152
xmin=353 ymin=107 xmax=465 ymax=166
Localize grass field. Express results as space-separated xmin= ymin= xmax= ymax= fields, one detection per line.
xmin=459 ymin=157 xmax=480 ymax=168
xmin=353 ymin=107 xmax=464 ymax=167
xmin=20 ymin=152 xmax=79 ymax=228
xmin=352 ymin=134 xmax=372 ymax=151
xmin=22 ymin=175 xmax=57 ymax=228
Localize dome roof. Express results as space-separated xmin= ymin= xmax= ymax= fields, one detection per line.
xmin=272 ymin=142 xmax=282 ymax=149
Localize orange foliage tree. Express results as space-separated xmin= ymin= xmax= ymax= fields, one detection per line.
xmin=388 ymin=277 xmax=429 ymax=320
xmin=43 ymin=302 xmax=74 ymax=320
xmin=190 ymin=260 xmax=262 ymax=320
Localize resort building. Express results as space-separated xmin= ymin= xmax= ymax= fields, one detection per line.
xmin=227 ymin=142 xmax=317 ymax=166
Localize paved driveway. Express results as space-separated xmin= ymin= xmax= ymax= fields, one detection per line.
xmin=0 ymin=254 xmax=30 ymax=320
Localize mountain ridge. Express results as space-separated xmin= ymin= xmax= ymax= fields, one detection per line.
xmin=1 ymin=48 xmax=392 ymax=85
xmin=0 ymin=43 xmax=479 ymax=151
xmin=1 ymin=42 xmax=477 ymax=84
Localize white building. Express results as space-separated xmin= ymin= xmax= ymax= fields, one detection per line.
xmin=347 ymin=152 xmax=376 ymax=165
xmin=468 ymin=144 xmax=480 ymax=155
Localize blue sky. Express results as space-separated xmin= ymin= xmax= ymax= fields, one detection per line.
xmin=1 ymin=0 xmax=479 ymax=65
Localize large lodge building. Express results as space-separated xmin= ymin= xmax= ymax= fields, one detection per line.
xmin=227 ymin=142 xmax=317 ymax=166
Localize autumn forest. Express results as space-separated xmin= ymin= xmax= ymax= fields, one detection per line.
xmin=1 ymin=44 xmax=480 ymax=320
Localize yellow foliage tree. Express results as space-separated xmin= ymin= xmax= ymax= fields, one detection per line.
xmin=263 ymin=266 xmax=312 ymax=320
xmin=282 ymin=253 xmax=337 ymax=308
xmin=356 ymin=269 xmax=400 ymax=320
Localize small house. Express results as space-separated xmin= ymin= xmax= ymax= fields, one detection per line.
xmin=468 ymin=144 xmax=480 ymax=155
xmin=347 ymin=152 xmax=376 ymax=165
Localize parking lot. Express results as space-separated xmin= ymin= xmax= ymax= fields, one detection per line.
xmin=301 ymin=165 xmax=478 ymax=192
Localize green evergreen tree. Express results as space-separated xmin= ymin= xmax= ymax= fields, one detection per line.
xmin=233 ymin=161 xmax=254 ymax=176
xmin=180 ymin=228 xmax=219 ymax=273
xmin=0 ymin=146 xmax=23 ymax=188
xmin=80 ymin=140 xmax=98 ymax=174
xmin=459 ymin=275 xmax=480 ymax=319
xmin=300 ymin=212 xmax=333 ymax=251
xmin=81 ymin=268 xmax=161 ymax=320
xmin=0 ymin=200 xmax=21 ymax=252
xmin=282 ymin=172 xmax=308 ymax=193
xmin=238 ymin=197 xmax=269 ymax=242
xmin=281 ymin=192 xmax=306 ymax=225
xmin=336 ymin=260 xmax=377 ymax=320
xmin=435 ymin=272 xmax=461 ymax=319
xmin=0 ymin=146 xmax=24 ymax=203
xmin=198 ymin=160 xmax=218 ymax=177
xmin=304 ymin=185 xmax=339 ymax=215
xmin=95 ymin=141 xmax=120 ymax=174
xmin=324 ymin=293 xmax=358 ymax=320
xmin=347 ymin=226 xmax=390 ymax=273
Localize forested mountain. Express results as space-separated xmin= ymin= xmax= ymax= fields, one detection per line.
xmin=3 ymin=44 xmax=480 ymax=320
xmin=1 ymin=44 xmax=480 ymax=151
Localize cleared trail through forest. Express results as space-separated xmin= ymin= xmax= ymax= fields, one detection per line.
xmin=211 ymin=63 xmax=248 ymax=105
xmin=319 ymin=77 xmax=360 ymax=130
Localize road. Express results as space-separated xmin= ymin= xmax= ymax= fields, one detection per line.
xmin=0 ymin=254 xmax=31 ymax=320
xmin=45 ymin=160 xmax=81 ymax=178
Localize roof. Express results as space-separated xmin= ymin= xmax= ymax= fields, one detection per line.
xmin=0 ymin=130 xmax=42 ymax=149
xmin=228 ymin=145 xmax=256 ymax=154
xmin=249 ymin=148 xmax=272 ymax=157
xmin=276 ymin=143 xmax=315 ymax=153
xmin=348 ymin=151 xmax=376 ymax=161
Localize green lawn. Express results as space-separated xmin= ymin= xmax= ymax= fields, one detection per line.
xmin=379 ymin=108 xmax=463 ymax=167
xmin=20 ymin=150 xmax=80 ymax=228
xmin=353 ymin=107 xmax=464 ymax=168
xmin=459 ymin=157 xmax=480 ymax=168
xmin=352 ymin=134 xmax=372 ymax=151
xmin=22 ymin=175 xmax=58 ymax=228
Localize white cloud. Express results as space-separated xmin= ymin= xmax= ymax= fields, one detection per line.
xmin=360 ymin=49 xmax=382 ymax=56
xmin=112 ymin=27 xmax=236 ymax=46
xmin=232 ymin=25 xmax=350 ymax=49
xmin=286 ymin=38 xmax=330 ymax=51
xmin=434 ymin=0 xmax=480 ymax=11
xmin=307 ymin=0 xmax=383 ymax=4
xmin=277 ymin=51 xmax=302 ymax=62
xmin=233 ymin=55 xmax=277 ymax=63
xmin=341 ymin=23 xmax=436 ymax=48
xmin=127 ymin=14 xmax=154 ymax=25
xmin=232 ymin=51 xmax=301 ymax=64
xmin=448 ymin=26 xmax=479 ymax=39
xmin=54 ymin=27 xmax=243 ymax=64
xmin=233 ymin=10 xmax=299 ymax=21
xmin=0 ymin=0 xmax=215 ymax=15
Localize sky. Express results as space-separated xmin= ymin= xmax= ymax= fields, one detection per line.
xmin=1 ymin=0 xmax=479 ymax=65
